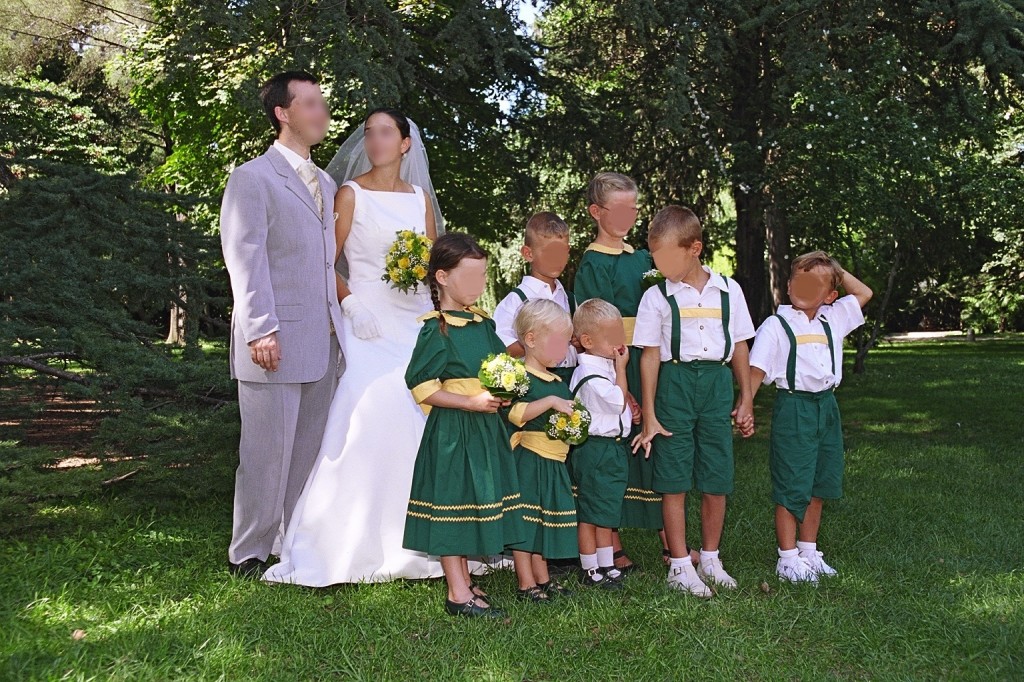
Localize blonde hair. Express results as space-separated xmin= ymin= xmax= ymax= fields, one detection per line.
xmin=524 ymin=211 xmax=569 ymax=247
xmin=514 ymin=299 xmax=573 ymax=344
xmin=790 ymin=250 xmax=844 ymax=290
xmin=586 ymin=172 xmax=638 ymax=207
xmin=572 ymin=298 xmax=622 ymax=339
xmin=648 ymin=205 xmax=703 ymax=249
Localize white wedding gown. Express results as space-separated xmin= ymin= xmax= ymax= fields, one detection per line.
xmin=263 ymin=180 xmax=445 ymax=585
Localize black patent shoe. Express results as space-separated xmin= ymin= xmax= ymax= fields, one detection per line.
xmin=578 ymin=566 xmax=623 ymax=590
xmin=444 ymin=596 xmax=506 ymax=619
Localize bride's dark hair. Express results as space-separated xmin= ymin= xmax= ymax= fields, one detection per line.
xmin=364 ymin=107 xmax=411 ymax=139
xmin=427 ymin=232 xmax=488 ymax=335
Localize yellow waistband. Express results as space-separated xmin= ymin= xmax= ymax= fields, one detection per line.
xmin=623 ymin=316 xmax=636 ymax=346
xmin=510 ymin=431 xmax=570 ymax=462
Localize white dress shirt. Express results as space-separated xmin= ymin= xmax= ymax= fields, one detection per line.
xmin=632 ymin=266 xmax=756 ymax=362
xmin=570 ymin=353 xmax=631 ymax=437
xmin=493 ymin=275 xmax=577 ymax=368
xmin=749 ymin=295 xmax=865 ymax=392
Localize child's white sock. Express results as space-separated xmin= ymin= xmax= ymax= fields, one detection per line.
xmin=596 ymin=546 xmax=621 ymax=579
xmin=580 ymin=552 xmax=598 ymax=571
xmin=796 ymin=541 xmax=817 ymax=554
xmin=700 ymin=548 xmax=720 ymax=563
xmin=778 ymin=547 xmax=799 ymax=560
xmin=669 ymin=556 xmax=690 ymax=572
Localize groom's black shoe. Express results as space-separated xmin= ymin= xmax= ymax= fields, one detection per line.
xmin=228 ymin=558 xmax=267 ymax=579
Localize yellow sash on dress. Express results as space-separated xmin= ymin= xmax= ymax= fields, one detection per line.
xmin=510 ymin=431 xmax=570 ymax=462
xmin=622 ymin=316 xmax=637 ymax=346
xmin=415 ymin=377 xmax=487 ymax=416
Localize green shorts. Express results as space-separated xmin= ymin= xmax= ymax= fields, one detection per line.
xmin=651 ymin=361 xmax=735 ymax=495
xmin=769 ymin=389 xmax=844 ymax=521
xmin=567 ymin=435 xmax=629 ymax=528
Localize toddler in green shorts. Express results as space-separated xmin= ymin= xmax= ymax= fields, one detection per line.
xmin=749 ymin=250 xmax=873 ymax=583
xmin=632 ymin=206 xmax=756 ymax=598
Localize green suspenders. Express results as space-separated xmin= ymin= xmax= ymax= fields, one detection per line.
xmin=773 ymin=314 xmax=835 ymax=392
xmin=657 ymin=278 xmax=732 ymax=363
xmin=512 ymin=287 xmax=577 ymax=316
xmin=572 ymin=374 xmax=624 ymax=438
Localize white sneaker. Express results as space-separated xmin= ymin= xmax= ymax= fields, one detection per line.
xmin=667 ymin=563 xmax=713 ymax=598
xmin=799 ymin=549 xmax=838 ymax=577
xmin=776 ymin=556 xmax=819 ymax=584
xmin=698 ymin=556 xmax=738 ymax=589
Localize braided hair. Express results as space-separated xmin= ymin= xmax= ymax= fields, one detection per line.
xmin=426 ymin=232 xmax=488 ymax=335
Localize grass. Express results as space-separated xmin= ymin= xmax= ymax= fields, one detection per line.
xmin=1 ymin=337 xmax=1022 ymax=680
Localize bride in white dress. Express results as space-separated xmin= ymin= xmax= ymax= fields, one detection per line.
xmin=264 ymin=108 xmax=449 ymax=585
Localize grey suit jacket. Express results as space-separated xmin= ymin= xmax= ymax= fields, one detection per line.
xmin=220 ymin=146 xmax=345 ymax=384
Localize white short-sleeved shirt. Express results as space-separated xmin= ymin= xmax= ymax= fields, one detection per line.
xmin=493 ymin=275 xmax=577 ymax=368
xmin=749 ymin=295 xmax=865 ymax=392
xmin=570 ymin=353 xmax=631 ymax=437
xmin=632 ymin=267 xmax=756 ymax=362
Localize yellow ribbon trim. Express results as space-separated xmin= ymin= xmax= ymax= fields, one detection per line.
xmin=508 ymin=402 xmax=529 ymax=427
xmin=525 ymin=366 xmax=560 ymax=382
xmin=623 ymin=316 xmax=636 ymax=345
xmin=795 ymin=334 xmax=829 ymax=345
xmin=416 ymin=306 xmax=491 ymax=326
xmin=586 ymin=242 xmax=635 ymax=255
xmin=415 ymin=377 xmax=487 ymax=416
xmin=677 ymin=308 xmax=723 ymax=319
xmin=510 ymin=431 xmax=570 ymax=462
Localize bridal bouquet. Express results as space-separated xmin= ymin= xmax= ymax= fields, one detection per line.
xmin=641 ymin=268 xmax=666 ymax=290
xmin=478 ymin=353 xmax=530 ymax=400
xmin=545 ymin=399 xmax=592 ymax=445
xmin=382 ymin=229 xmax=432 ymax=293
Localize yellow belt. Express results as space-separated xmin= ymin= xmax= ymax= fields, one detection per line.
xmin=510 ymin=431 xmax=570 ymax=463
xmin=418 ymin=378 xmax=486 ymax=415
xmin=623 ymin=316 xmax=636 ymax=346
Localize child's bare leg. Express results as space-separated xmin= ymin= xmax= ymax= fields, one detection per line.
xmin=594 ymin=525 xmax=614 ymax=549
xmin=578 ymin=522 xmax=597 ymax=555
xmin=442 ymin=555 xmax=487 ymax=606
xmin=775 ymin=505 xmax=799 ymax=551
xmin=512 ymin=550 xmax=537 ymax=590
xmin=612 ymin=529 xmax=635 ymax=568
xmin=662 ymin=492 xmax=688 ymax=558
xmin=700 ymin=493 xmax=726 ymax=552
xmin=798 ymin=497 xmax=823 ymax=544
xmin=531 ymin=554 xmax=550 ymax=585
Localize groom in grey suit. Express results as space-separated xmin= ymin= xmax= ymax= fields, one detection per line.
xmin=220 ymin=71 xmax=345 ymax=578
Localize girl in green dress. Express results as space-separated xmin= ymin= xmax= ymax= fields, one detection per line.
xmin=403 ymin=232 xmax=526 ymax=619
xmin=505 ymin=300 xmax=579 ymax=603
xmin=573 ymin=172 xmax=667 ymax=572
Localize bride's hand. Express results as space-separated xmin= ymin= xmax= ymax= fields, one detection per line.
xmin=340 ymin=295 xmax=382 ymax=340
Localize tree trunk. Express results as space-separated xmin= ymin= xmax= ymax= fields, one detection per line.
xmin=853 ymin=250 xmax=900 ymax=374
xmin=765 ymin=199 xmax=789 ymax=310
xmin=733 ymin=187 xmax=769 ymax=323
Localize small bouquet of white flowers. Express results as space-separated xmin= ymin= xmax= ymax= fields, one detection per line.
xmin=641 ymin=268 xmax=666 ymax=290
xmin=382 ymin=229 xmax=432 ymax=293
xmin=478 ymin=353 xmax=530 ymax=400
xmin=545 ymin=399 xmax=592 ymax=445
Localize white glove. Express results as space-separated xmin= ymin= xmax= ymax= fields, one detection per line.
xmin=340 ymin=295 xmax=382 ymax=340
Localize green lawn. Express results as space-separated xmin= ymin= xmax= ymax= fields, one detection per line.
xmin=1 ymin=338 xmax=1022 ymax=680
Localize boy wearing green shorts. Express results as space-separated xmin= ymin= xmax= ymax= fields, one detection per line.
xmin=749 ymin=250 xmax=872 ymax=583
xmin=632 ymin=206 xmax=756 ymax=598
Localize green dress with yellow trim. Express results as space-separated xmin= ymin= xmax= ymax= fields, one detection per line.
xmin=573 ymin=242 xmax=662 ymax=528
xmin=403 ymin=309 xmax=527 ymax=556
xmin=505 ymin=368 xmax=579 ymax=559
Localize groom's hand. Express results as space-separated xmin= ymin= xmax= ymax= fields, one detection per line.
xmin=249 ymin=332 xmax=282 ymax=372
